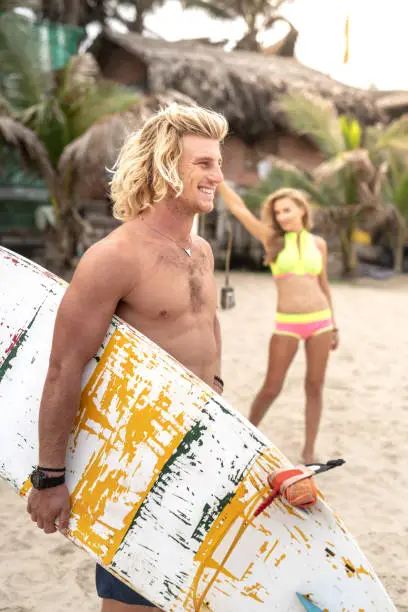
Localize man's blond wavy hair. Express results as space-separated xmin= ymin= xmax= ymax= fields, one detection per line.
xmin=110 ymin=103 xmax=228 ymax=221
xmin=261 ymin=188 xmax=313 ymax=264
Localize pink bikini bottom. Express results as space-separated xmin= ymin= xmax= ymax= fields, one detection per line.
xmin=275 ymin=309 xmax=333 ymax=341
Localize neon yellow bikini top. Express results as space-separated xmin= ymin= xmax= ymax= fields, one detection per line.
xmin=270 ymin=229 xmax=322 ymax=279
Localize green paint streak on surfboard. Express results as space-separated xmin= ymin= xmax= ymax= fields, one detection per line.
xmin=0 ymin=304 xmax=43 ymax=383
xmin=118 ymin=412 xmax=263 ymax=549
xmin=191 ymin=492 xmax=235 ymax=543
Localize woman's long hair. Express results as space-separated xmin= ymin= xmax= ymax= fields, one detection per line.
xmin=110 ymin=103 xmax=228 ymax=221
xmin=261 ymin=188 xmax=313 ymax=264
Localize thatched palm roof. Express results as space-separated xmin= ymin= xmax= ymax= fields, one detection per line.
xmin=90 ymin=30 xmax=386 ymax=142
xmin=58 ymin=90 xmax=195 ymax=199
xmin=374 ymin=91 xmax=408 ymax=119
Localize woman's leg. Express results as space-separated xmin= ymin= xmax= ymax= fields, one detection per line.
xmin=249 ymin=334 xmax=299 ymax=426
xmin=302 ymin=331 xmax=333 ymax=464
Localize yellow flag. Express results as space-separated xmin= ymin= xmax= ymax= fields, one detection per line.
xmin=343 ymin=12 xmax=350 ymax=64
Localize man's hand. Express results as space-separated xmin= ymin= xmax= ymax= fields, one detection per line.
xmin=213 ymin=381 xmax=223 ymax=394
xmin=27 ymin=484 xmax=71 ymax=535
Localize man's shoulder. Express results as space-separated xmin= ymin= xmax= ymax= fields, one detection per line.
xmin=72 ymin=226 xmax=142 ymax=294
xmin=194 ymin=234 xmax=213 ymax=256
xmin=83 ymin=233 xmax=131 ymax=269
xmin=86 ymin=222 xmax=144 ymax=265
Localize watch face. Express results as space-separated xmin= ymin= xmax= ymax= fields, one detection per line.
xmin=30 ymin=470 xmax=44 ymax=489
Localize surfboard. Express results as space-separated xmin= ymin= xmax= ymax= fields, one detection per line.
xmin=0 ymin=245 xmax=396 ymax=611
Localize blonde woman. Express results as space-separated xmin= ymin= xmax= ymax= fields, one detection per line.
xmin=218 ymin=182 xmax=339 ymax=463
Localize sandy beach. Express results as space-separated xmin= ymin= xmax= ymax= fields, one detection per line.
xmin=1 ymin=271 xmax=407 ymax=611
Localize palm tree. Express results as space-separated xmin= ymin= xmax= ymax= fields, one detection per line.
xmin=181 ymin=0 xmax=293 ymax=52
xmin=378 ymin=151 xmax=408 ymax=271
xmin=279 ymin=93 xmax=408 ymax=275
xmin=245 ymin=156 xmax=343 ymax=212
xmin=243 ymin=151 xmax=406 ymax=276
xmin=382 ymin=151 xmax=408 ymax=219
xmin=0 ymin=12 xmax=140 ymax=274
xmin=2 ymin=0 xmax=167 ymax=31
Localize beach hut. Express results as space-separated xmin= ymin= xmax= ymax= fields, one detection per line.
xmin=58 ymin=31 xmax=391 ymax=271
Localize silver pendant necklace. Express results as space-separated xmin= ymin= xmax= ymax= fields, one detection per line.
xmin=144 ymin=221 xmax=192 ymax=256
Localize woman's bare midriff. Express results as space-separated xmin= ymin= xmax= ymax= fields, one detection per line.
xmin=275 ymin=276 xmax=329 ymax=314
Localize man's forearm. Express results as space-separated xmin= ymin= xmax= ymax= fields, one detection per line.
xmin=38 ymin=365 xmax=83 ymax=468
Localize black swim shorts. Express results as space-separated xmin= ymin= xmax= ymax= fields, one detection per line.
xmin=96 ymin=563 xmax=156 ymax=607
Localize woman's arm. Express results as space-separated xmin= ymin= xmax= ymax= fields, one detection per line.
xmin=217 ymin=182 xmax=268 ymax=245
xmin=316 ymin=237 xmax=339 ymax=349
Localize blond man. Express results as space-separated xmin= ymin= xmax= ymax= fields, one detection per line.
xmin=27 ymin=103 xmax=228 ymax=611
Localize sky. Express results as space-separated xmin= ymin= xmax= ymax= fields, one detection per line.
xmin=143 ymin=0 xmax=408 ymax=91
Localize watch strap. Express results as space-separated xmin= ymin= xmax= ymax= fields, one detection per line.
xmin=37 ymin=466 xmax=66 ymax=472
xmin=41 ymin=474 xmax=66 ymax=488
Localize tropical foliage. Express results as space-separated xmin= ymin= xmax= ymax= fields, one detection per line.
xmin=0 ymin=12 xmax=140 ymax=272
xmin=272 ymin=92 xmax=408 ymax=274
xmin=244 ymin=161 xmax=367 ymax=277
xmin=0 ymin=1 xmax=166 ymax=32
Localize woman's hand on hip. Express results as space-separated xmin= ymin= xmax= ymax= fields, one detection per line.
xmin=331 ymin=329 xmax=339 ymax=351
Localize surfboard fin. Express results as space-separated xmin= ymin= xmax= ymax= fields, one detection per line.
xmin=296 ymin=593 xmax=324 ymax=611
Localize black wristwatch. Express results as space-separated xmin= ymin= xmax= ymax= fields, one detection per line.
xmin=30 ymin=467 xmax=65 ymax=490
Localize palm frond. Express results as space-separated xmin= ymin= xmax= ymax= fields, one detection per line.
xmin=364 ymin=123 xmax=383 ymax=151
xmin=313 ymin=149 xmax=376 ymax=185
xmin=387 ymin=172 xmax=408 ymax=218
xmin=0 ymin=93 xmax=14 ymax=115
xmin=244 ymin=164 xmax=343 ymax=213
xmin=0 ymin=13 xmax=52 ymax=110
xmin=260 ymin=154 xmax=304 ymax=176
xmin=59 ymin=53 xmax=101 ymax=102
xmin=374 ymin=114 xmax=408 ymax=152
xmin=0 ymin=115 xmax=56 ymax=192
xmin=387 ymin=150 xmax=407 ymax=181
xmin=279 ymin=92 xmax=345 ymax=158
xmin=21 ymin=97 xmax=70 ymax=167
xmin=244 ymin=156 xmax=303 ymax=208
xmin=65 ymin=80 xmax=140 ymax=140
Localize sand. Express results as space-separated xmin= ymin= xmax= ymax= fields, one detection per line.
xmin=0 ymin=271 xmax=407 ymax=611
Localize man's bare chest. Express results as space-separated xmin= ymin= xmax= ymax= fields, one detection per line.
xmin=122 ymin=247 xmax=217 ymax=321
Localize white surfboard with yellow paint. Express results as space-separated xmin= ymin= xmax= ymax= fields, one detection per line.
xmin=0 ymin=246 xmax=396 ymax=612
